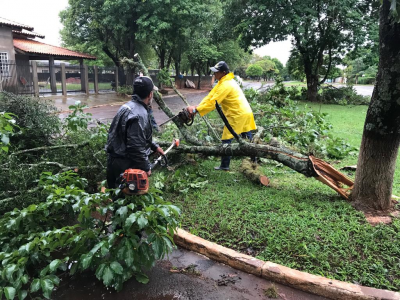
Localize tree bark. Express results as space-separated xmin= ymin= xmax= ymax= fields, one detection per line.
xmin=306 ymin=73 xmax=319 ymax=102
xmin=159 ymin=141 xmax=316 ymax=177
xmin=352 ymin=0 xmax=400 ymax=212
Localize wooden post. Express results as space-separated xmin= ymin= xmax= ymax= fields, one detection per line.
xmin=31 ymin=61 xmax=39 ymax=97
xmin=115 ymin=66 xmax=119 ymax=92
xmin=80 ymin=59 xmax=85 ymax=92
xmin=84 ymin=65 xmax=89 ymax=95
xmin=61 ymin=63 xmax=67 ymax=96
xmin=49 ymin=56 xmax=57 ymax=93
xmin=94 ymin=65 xmax=99 ymax=94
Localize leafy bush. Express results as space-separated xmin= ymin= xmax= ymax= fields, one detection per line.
xmin=0 ymin=171 xmax=180 ymax=299
xmin=320 ymin=86 xmax=370 ymax=105
xmin=157 ymin=68 xmax=172 ymax=88
xmin=0 ymin=112 xmax=18 ymax=153
xmin=250 ymin=81 xmax=357 ymax=158
xmin=0 ymin=92 xmax=60 ymax=149
xmin=117 ymin=85 xmax=133 ymax=97
xmin=0 ymin=97 xmax=108 ymax=213
xmin=244 ymin=88 xmax=259 ymax=103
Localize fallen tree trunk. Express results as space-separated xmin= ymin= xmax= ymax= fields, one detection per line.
xmin=159 ymin=141 xmax=355 ymax=200
xmin=159 ymin=140 xmax=315 ymax=177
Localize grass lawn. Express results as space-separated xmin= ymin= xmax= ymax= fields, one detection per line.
xmin=53 ymin=82 xmax=112 ymax=90
xmin=159 ymin=102 xmax=400 ymax=291
xmin=283 ymin=81 xmax=307 ymax=86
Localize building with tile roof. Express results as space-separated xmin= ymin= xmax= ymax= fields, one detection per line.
xmin=0 ymin=16 xmax=96 ymax=94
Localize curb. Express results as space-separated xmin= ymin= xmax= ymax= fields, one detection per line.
xmin=173 ymin=228 xmax=400 ymax=300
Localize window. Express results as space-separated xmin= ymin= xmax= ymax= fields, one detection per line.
xmin=0 ymin=52 xmax=10 ymax=78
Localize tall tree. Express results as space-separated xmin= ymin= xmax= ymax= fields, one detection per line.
xmin=60 ymin=0 xmax=152 ymax=84
xmin=351 ymin=0 xmax=400 ymax=212
xmin=227 ymin=0 xmax=374 ymax=101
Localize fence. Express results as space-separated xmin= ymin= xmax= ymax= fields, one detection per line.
xmin=0 ymin=60 xmax=117 ymax=96
xmin=0 ymin=60 xmax=34 ymax=95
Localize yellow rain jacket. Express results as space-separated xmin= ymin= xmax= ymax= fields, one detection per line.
xmin=196 ymin=72 xmax=257 ymax=140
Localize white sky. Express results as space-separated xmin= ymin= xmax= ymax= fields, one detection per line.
xmin=1 ymin=0 xmax=69 ymax=46
xmin=253 ymin=39 xmax=292 ymax=65
xmin=1 ymin=0 xmax=292 ymax=65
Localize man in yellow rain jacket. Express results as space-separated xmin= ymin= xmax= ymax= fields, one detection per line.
xmin=187 ymin=61 xmax=257 ymax=170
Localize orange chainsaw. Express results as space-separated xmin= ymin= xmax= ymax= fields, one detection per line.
xmin=119 ymin=139 xmax=179 ymax=195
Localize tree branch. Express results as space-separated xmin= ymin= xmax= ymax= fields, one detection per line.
xmin=11 ymin=141 xmax=90 ymax=156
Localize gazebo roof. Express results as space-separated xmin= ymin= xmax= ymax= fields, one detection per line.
xmin=13 ymin=39 xmax=96 ymax=60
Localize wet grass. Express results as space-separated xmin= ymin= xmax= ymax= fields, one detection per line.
xmin=159 ymin=102 xmax=400 ymax=290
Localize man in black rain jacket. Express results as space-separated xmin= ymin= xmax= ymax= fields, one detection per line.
xmin=106 ymin=76 xmax=164 ymax=188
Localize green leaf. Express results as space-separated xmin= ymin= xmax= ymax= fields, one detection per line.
xmin=18 ymin=290 xmax=28 ymax=300
xmin=40 ymin=279 xmax=54 ymax=299
xmin=125 ymin=245 xmax=134 ymax=267
xmin=152 ymin=236 xmax=164 ymax=259
xmin=4 ymin=287 xmax=16 ymax=300
xmin=137 ymin=214 xmax=148 ymax=229
xmin=95 ymin=264 xmax=106 ymax=280
xmin=30 ymin=279 xmax=40 ymax=293
xmin=116 ymin=206 xmax=128 ymax=219
xmin=5 ymin=264 xmax=17 ymax=280
xmin=81 ymin=254 xmax=93 ymax=270
xmin=135 ymin=273 xmax=149 ymax=284
xmin=47 ymin=275 xmax=60 ymax=286
xmin=110 ymin=261 xmax=123 ymax=275
xmin=102 ymin=266 xmax=114 ymax=286
xmin=49 ymin=259 xmax=61 ymax=272
xmin=125 ymin=213 xmax=137 ymax=229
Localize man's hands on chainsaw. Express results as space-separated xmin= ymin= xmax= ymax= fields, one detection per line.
xmin=186 ymin=106 xmax=197 ymax=118
xmin=148 ymin=147 xmax=165 ymax=176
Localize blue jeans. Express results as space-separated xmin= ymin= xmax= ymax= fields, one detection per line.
xmin=220 ymin=131 xmax=253 ymax=169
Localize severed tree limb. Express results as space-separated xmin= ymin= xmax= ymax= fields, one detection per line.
xmin=11 ymin=141 xmax=90 ymax=156
xmin=169 ymin=78 xmax=220 ymax=142
xmin=159 ymin=140 xmax=316 ymax=177
xmin=239 ymin=159 xmax=270 ymax=186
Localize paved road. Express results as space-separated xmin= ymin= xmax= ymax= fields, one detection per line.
xmin=54 ymin=247 xmax=328 ymax=300
xmin=58 ymin=91 xmax=209 ymax=125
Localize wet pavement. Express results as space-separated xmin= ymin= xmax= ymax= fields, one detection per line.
xmin=54 ymin=247 xmax=328 ymax=300
xmin=56 ymin=90 xmax=209 ymax=125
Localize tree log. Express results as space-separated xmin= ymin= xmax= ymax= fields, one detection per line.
xmin=239 ymin=159 xmax=270 ymax=186
xmin=159 ymin=140 xmax=316 ymax=177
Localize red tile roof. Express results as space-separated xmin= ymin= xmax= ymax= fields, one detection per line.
xmin=13 ymin=39 xmax=96 ymax=60
xmin=0 ymin=17 xmax=33 ymax=30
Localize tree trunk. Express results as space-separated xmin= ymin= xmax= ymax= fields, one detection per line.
xmin=352 ymin=0 xmax=400 ymax=212
xmin=196 ymin=67 xmax=201 ymax=90
xmin=306 ymin=73 xmax=319 ymax=102
xmin=160 ymin=48 xmax=166 ymax=69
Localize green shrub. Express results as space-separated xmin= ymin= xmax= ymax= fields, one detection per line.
xmin=0 ymin=171 xmax=180 ymax=299
xmin=320 ymin=86 xmax=370 ymax=105
xmin=250 ymin=81 xmax=357 ymax=159
xmin=157 ymin=68 xmax=172 ymax=88
xmin=0 ymin=92 xmax=60 ymax=149
xmin=0 ymin=98 xmax=108 ymax=213
xmin=117 ymin=85 xmax=133 ymax=96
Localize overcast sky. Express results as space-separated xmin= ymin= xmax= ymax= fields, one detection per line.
xmin=2 ymin=0 xmax=292 ymax=65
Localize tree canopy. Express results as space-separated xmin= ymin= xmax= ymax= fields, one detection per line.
xmin=227 ymin=0 xmax=375 ymax=101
